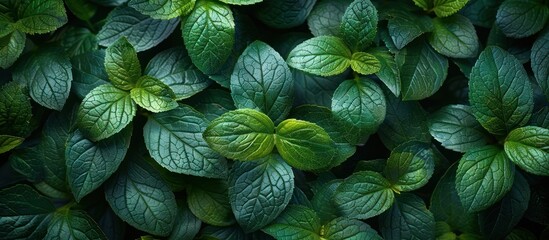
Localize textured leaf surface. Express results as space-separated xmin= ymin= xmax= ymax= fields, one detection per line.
xmin=429 ymin=14 xmax=479 ymax=58
xmin=432 ymin=0 xmax=470 ymax=17
xmin=307 ymin=0 xmax=352 ymax=37
xmin=168 ymin=203 xmax=201 ymax=240
xmin=219 ymin=0 xmax=263 ymax=5
xmin=14 ymin=0 xmax=67 ymax=34
xmin=44 ymin=210 xmax=107 ymax=240
xmin=71 ymin=50 xmax=109 ymax=99
xmin=350 ymin=52 xmax=381 ymax=75
xmin=187 ymin=179 xmax=235 ymax=226
xmin=186 ymin=89 xmax=235 ymax=121
xmin=504 ymin=126 xmax=549 ymax=176
xmin=255 ymin=0 xmax=316 ymax=28
xmin=0 ymin=30 xmax=25 ymax=69
xmin=262 ymin=205 xmax=321 ymax=240
xmin=59 ymin=27 xmax=98 ymax=57
xmin=287 ymin=36 xmax=352 ymax=76
xmin=379 ymin=193 xmax=435 ymax=240
xmin=0 ymin=82 xmax=32 ymax=137
xmin=129 ymin=0 xmax=196 ymax=19
xmin=460 ymin=0 xmax=499 ymax=27
xmin=104 ymin=37 xmax=140 ymax=90
xmin=384 ymin=142 xmax=435 ymax=192
xmin=496 ymin=0 xmax=549 ymax=38
xmin=369 ymin=48 xmax=400 ymax=96
xmin=0 ymin=135 xmax=24 ymax=154
xmin=340 ymin=0 xmax=377 ymax=51
xmin=531 ymin=29 xmax=549 ymax=101
xmin=130 ymin=76 xmax=177 ymax=113
xmin=387 ymin=10 xmax=432 ymax=49
xmin=324 ymin=217 xmax=382 ymax=239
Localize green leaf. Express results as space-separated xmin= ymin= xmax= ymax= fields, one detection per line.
xmin=130 ymin=76 xmax=177 ymax=113
xmin=128 ymin=0 xmax=196 ymax=19
xmin=65 ymin=127 xmax=132 ymax=202
xmin=168 ymin=202 xmax=201 ymax=240
xmin=496 ymin=0 xmax=549 ymax=38
xmin=228 ymin=154 xmax=294 ymax=232
xmin=383 ymin=141 xmax=435 ymax=192
xmin=412 ymin=0 xmax=430 ymax=11
xmin=460 ymin=0 xmax=499 ymax=28
xmin=255 ymin=0 xmax=316 ymax=29
xmin=71 ymin=50 xmax=109 ymax=99
xmin=386 ymin=10 xmax=433 ymax=50
xmin=65 ymin=0 xmax=97 ymax=21
xmin=274 ymin=119 xmax=336 ymax=171
xmin=429 ymin=104 xmax=491 ymax=153
xmin=287 ymin=36 xmax=352 ymax=77
xmin=185 ymin=89 xmax=236 ymax=121
xmin=432 ymin=0 xmax=470 ymax=17
xmin=0 ymin=135 xmax=24 ymax=154
xmin=14 ymin=0 xmax=67 ymax=34
xmin=350 ymin=52 xmax=381 ymax=75
xmin=231 ymin=41 xmax=294 ymax=124
xmin=145 ymin=47 xmax=211 ymax=100
xmin=104 ymin=37 xmax=140 ymax=90
xmin=0 ymin=82 xmax=32 ymax=137
xmin=199 ymin=225 xmax=248 ymax=239
xmin=187 ymin=179 xmax=235 ymax=226
xmin=13 ymin=49 xmax=72 ymax=110
xmin=429 ymin=14 xmax=479 ymax=58
xmin=44 ymin=210 xmax=107 ymax=240
xmin=469 ymin=46 xmax=533 ymax=136
xmin=331 ymin=79 xmax=386 ymax=144
xmin=530 ymin=107 xmax=549 ymax=129
xmin=504 ymin=126 xmax=549 ymax=176
xmin=9 ymin=146 xmax=44 ymax=182
xmin=369 ymin=47 xmax=401 ymax=97
xmin=0 ymin=184 xmax=55 ymax=240
xmin=77 ymin=84 xmax=137 ymax=141
xmin=310 ymin=180 xmax=341 ymax=224
xmin=144 ymin=105 xmax=228 ymax=178
xmin=262 ymin=205 xmax=322 ymax=240
xmin=219 ymin=0 xmax=263 ymax=5
xmin=307 ymin=0 xmax=352 ymax=37
xmin=340 ymin=0 xmax=377 ymax=51
xmin=324 ymin=217 xmax=382 ymax=240
xmin=456 ymin=145 xmax=515 ymax=212
xmin=379 ymin=193 xmax=435 ymax=240
xmin=97 ymin=6 xmax=179 ymax=52
xmin=105 ymin=158 xmax=177 ymax=236
xmin=531 ymin=29 xmax=549 ymax=101
xmin=182 ymin=0 xmax=234 ymax=74
xmin=334 ymin=171 xmax=395 ymax=219
xmin=293 ymin=70 xmax=347 ymax=107
xmin=397 ymin=40 xmax=448 ymax=100
xmin=0 ymin=30 xmax=25 ymax=69
xmin=59 ymin=27 xmax=98 ymax=57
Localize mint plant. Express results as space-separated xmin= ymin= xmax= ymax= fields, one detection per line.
xmin=1 ymin=0 xmax=549 ymax=239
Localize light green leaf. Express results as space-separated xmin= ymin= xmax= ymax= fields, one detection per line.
xmin=262 ymin=205 xmax=322 ymax=240
xmin=0 ymin=30 xmax=25 ymax=69
xmin=386 ymin=10 xmax=433 ymax=49
xmin=97 ymin=6 xmax=179 ymax=52
xmin=307 ymin=0 xmax=352 ymax=37
xmin=231 ymin=41 xmax=294 ymax=124
xmin=255 ymin=0 xmax=316 ymax=29
xmin=105 ymin=158 xmax=177 ymax=236
xmin=380 ymin=193 xmax=435 ymax=240
xmin=334 ymin=171 xmax=395 ymax=219
xmin=71 ymin=50 xmax=109 ymax=99
xmin=496 ymin=0 xmax=549 ymax=38
xmin=66 ymin=127 xmax=132 ymax=202
xmin=469 ymin=46 xmax=533 ymax=136
xmin=504 ymin=126 xmax=549 ymax=176
xmin=130 ymin=76 xmax=177 ymax=113
xmin=287 ymin=36 xmax=352 ymax=77
xmin=369 ymin=47 xmax=401 ymax=97
xmin=219 ymin=0 xmax=263 ymax=5
xmin=350 ymin=52 xmax=381 ymax=75
xmin=331 ymin=79 xmax=386 ymax=144
xmin=429 ymin=104 xmax=491 ymax=153
xmin=77 ymin=84 xmax=137 ymax=141
xmin=187 ymin=179 xmax=235 ymax=226
xmin=185 ymin=89 xmax=236 ymax=121
xmin=104 ymin=37 xmax=141 ymax=90
xmin=433 ymin=0 xmax=470 ymax=17
xmin=0 ymin=82 xmax=32 ymax=137
xmin=340 ymin=0 xmax=377 ymax=51
xmin=144 ymin=105 xmax=228 ymax=178
xmin=129 ymin=0 xmax=196 ymax=19
xmin=228 ymin=154 xmax=294 ymax=232
xmin=168 ymin=202 xmax=201 ymax=240
xmin=429 ymin=14 xmax=479 ymax=58
xmin=456 ymin=145 xmax=515 ymax=212
xmin=14 ymin=0 xmax=67 ymax=34
xmin=412 ymin=0 xmax=430 ymax=11
xmin=384 ymin=142 xmax=435 ymax=192
xmin=59 ymin=27 xmax=98 ymax=57
xmin=44 ymin=210 xmax=107 ymax=240
xmin=531 ymin=29 xmax=549 ymax=101
xmin=275 ymin=119 xmax=336 ymax=171
xmin=182 ymin=0 xmax=234 ymax=74
xmin=203 ymin=109 xmax=275 ymax=161
xmin=0 ymin=135 xmax=24 ymax=154
xmin=324 ymin=217 xmax=382 ymax=240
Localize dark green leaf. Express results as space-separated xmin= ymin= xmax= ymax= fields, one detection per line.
xmin=369 ymin=47 xmax=401 ymax=97
xmin=432 ymin=0 xmax=469 ymax=17
xmin=504 ymin=126 xmax=549 ymax=176
xmin=429 ymin=14 xmax=479 ymax=58
xmin=0 ymin=30 xmax=25 ymax=69
xmin=379 ymin=193 xmax=435 ymax=240
xmin=386 ymin=10 xmax=432 ymax=49
xmin=199 ymin=225 xmax=248 ymax=240
xmin=460 ymin=0 xmax=499 ymax=28
xmin=293 ymin=69 xmax=347 ymax=107
xmin=0 ymin=82 xmax=32 ymax=137
xmin=71 ymin=50 xmax=109 ymax=99
xmin=14 ymin=0 xmax=67 ymax=34
xmin=287 ymin=36 xmax=352 ymax=77
xmin=255 ymin=0 xmax=316 ymax=29
xmin=530 ymin=107 xmax=549 ymax=129
xmin=340 ymin=0 xmax=377 ymax=51
xmin=65 ymin=0 xmax=96 ymax=21
xmin=59 ymin=27 xmax=98 ymax=57
xmin=384 ymin=141 xmax=435 ymax=192
xmin=187 ymin=179 xmax=235 ymax=226
xmin=307 ymin=0 xmax=352 ymax=37
xmin=130 ymin=75 xmax=177 ymax=112
xmin=531 ymin=29 xmax=549 ymax=101
xmin=310 ymin=180 xmax=341 ymax=224
xmin=324 ymin=217 xmax=382 ymax=240
xmin=104 ymin=37 xmax=140 ymax=91
xmin=496 ymin=0 xmax=549 ymax=38
xmin=169 ymin=202 xmax=201 ymax=240
xmin=262 ymin=205 xmax=321 ymax=240
xmin=185 ymin=89 xmax=235 ymax=121
xmin=350 ymin=52 xmax=381 ymax=75
xmin=44 ymin=210 xmax=107 ymax=240
xmin=129 ymin=0 xmax=196 ymax=19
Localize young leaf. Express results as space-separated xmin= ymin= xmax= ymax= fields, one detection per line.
xmin=307 ymin=0 xmax=352 ymax=37
xmin=340 ymin=0 xmax=377 ymax=51
xmin=262 ymin=205 xmax=322 ymax=240
xmin=334 ymin=171 xmax=395 ymax=219
xmin=128 ymin=0 xmax=196 ymax=20
xmin=71 ymin=50 xmax=109 ymax=99
xmin=287 ymin=36 xmax=352 ymax=77
xmin=65 ymin=127 xmax=132 ymax=202
xmin=324 ymin=217 xmax=382 ymax=240
xmin=44 ymin=210 xmax=107 ymax=240
xmin=496 ymin=0 xmax=549 ymax=38
xmin=104 ymin=37 xmax=141 ymax=91
xmin=469 ymin=46 xmax=533 ymax=136
xmin=0 ymin=82 xmax=32 ymax=137
xmin=105 ymin=158 xmax=177 ymax=236
xmin=77 ymin=84 xmax=137 ymax=141
xmin=432 ymin=0 xmax=470 ymax=17
xmin=504 ymin=126 xmax=549 ymax=176
xmin=169 ymin=202 xmax=201 ymax=240
xmin=274 ymin=119 xmax=336 ymax=171
xmin=230 ymin=41 xmax=294 ymax=124
xmin=144 ymin=105 xmax=228 ymax=178
xmin=531 ymin=29 xmax=549 ymax=101
xmin=14 ymin=0 xmax=67 ymax=34
xmin=369 ymin=47 xmax=401 ymax=97
xmin=182 ymin=0 xmax=234 ymax=74
xmin=331 ymin=79 xmax=386 ymax=144
xmin=350 ymin=52 xmax=381 ymax=75
xmin=379 ymin=193 xmax=436 ymax=240
xmin=97 ymin=6 xmax=179 ymax=52
xmin=0 ymin=135 xmax=24 ymax=154
xmin=203 ymin=109 xmax=275 ymax=161
xmin=0 ymin=30 xmax=25 ymax=69
xmin=429 ymin=14 xmax=479 ymax=58
xmin=396 ymin=40 xmax=448 ymax=100
xmin=383 ymin=141 xmax=435 ymax=192
xmin=456 ymin=145 xmax=515 ymax=212
xmin=386 ymin=10 xmax=433 ymax=49
xmin=130 ymin=76 xmax=177 ymax=113
xmin=228 ymin=154 xmax=294 ymax=232
xmin=254 ymin=0 xmax=316 ymax=29
xmin=187 ymin=179 xmax=235 ymax=226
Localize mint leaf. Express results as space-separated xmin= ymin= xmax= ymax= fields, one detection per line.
xmin=186 ymin=89 xmax=236 ymax=121
xmin=0 ymin=135 xmax=24 ymax=154
xmin=275 ymin=119 xmax=336 ymax=171
xmin=324 ymin=217 xmax=382 ymax=239
xmin=254 ymin=0 xmax=315 ymax=29
xmin=59 ymin=27 xmax=98 ymax=57
xmin=531 ymin=29 xmax=549 ymax=101
xmin=530 ymin=107 xmax=549 ymax=129
xmin=130 ymin=75 xmax=177 ymax=113
xmin=145 ymin=47 xmax=211 ymax=100
xmin=187 ymin=179 xmax=235 ymax=226
xmin=310 ymin=180 xmax=341 ymax=224
xmin=44 ymin=210 xmax=107 ymax=240
xmin=105 ymin=158 xmax=177 ymax=236
xmin=469 ymin=46 xmax=533 ymax=136
xmin=287 ymin=36 xmax=352 ymax=77
xmin=97 ymin=6 xmax=179 ymax=52
xmin=456 ymin=145 xmax=515 ymax=212
xmin=0 ymin=30 xmax=25 ymax=68
xmin=384 ymin=142 xmax=435 ymax=192
xmin=369 ymin=47 xmax=401 ymax=97
xmin=144 ymin=105 xmax=228 ymax=178
xmin=307 ymin=0 xmax=352 ymax=37
xmin=350 ymin=52 xmax=381 ymax=75
xmin=219 ymin=0 xmax=263 ymax=5
xmin=71 ymin=50 xmax=109 ymax=99
xmin=14 ymin=0 xmax=67 ymax=34
xmin=65 ymin=0 xmax=96 ymax=21
xmin=129 ymin=0 xmax=196 ymax=19
xmin=104 ymin=37 xmax=140 ymax=91
xmin=504 ymin=126 xmax=549 ymax=176
xmin=429 ymin=104 xmax=490 ymax=153
xmin=203 ymin=109 xmax=275 ymax=161
xmin=379 ymin=193 xmax=435 ymax=240
xmin=386 ymin=10 xmax=433 ymax=50
xmin=0 ymin=82 xmax=32 ymax=137
xmin=77 ymin=84 xmax=137 ymax=141
xmin=228 ymin=154 xmax=294 ymax=232
xmin=432 ymin=0 xmax=470 ymax=17
xmin=262 ymin=205 xmax=321 ymax=240
xmin=413 ymin=0 xmax=430 ymax=11
xmin=460 ymin=0 xmax=499 ymax=28
xmin=293 ymin=70 xmax=347 ymax=107
xmin=397 ymin=40 xmax=448 ymax=100
xmin=199 ymin=226 xmax=248 ymax=239
xmin=334 ymin=171 xmax=395 ymax=219
xmin=496 ymin=0 xmax=549 ymax=38
xmin=182 ymin=0 xmax=234 ymax=74
xmin=231 ymin=41 xmax=294 ymax=124
xmin=340 ymin=0 xmax=377 ymax=51
xmin=169 ymin=202 xmax=201 ymax=240
xmin=429 ymin=14 xmax=479 ymax=58
xmin=66 ymin=127 xmax=132 ymax=202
